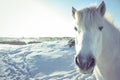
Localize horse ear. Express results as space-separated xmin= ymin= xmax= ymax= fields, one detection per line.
xmin=97 ymin=1 xmax=106 ymax=16
xmin=72 ymin=7 xmax=76 ymax=18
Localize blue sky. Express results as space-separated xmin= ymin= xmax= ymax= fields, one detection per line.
xmin=43 ymin=0 xmax=120 ymax=26
xmin=0 ymin=0 xmax=120 ymax=37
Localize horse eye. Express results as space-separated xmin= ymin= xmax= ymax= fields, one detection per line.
xmin=74 ymin=27 xmax=78 ymax=31
xmin=98 ymin=26 xmax=103 ymax=31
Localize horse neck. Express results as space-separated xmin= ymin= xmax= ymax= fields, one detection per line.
xmin=102 ymin=19 xmax=120 ymax=57
xmin=97 ymin=19 xmax=120 ymax=80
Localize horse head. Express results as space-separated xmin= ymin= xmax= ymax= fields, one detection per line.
xmin=72 ymin=1 xmax=105 ymax=75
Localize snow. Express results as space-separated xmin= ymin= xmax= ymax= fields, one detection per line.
xmin=0 ymin=39 xmax=96 ymax=80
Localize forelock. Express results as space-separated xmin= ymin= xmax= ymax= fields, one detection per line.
xmin=76 ymin=6 xmax=102 ymax=28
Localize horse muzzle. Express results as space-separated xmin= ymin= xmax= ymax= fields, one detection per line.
xmin=75 ymin=54 xmax=96 ymax=75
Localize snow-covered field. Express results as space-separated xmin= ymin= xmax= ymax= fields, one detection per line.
xmin=0 ymin=38 xmax=95 ymax=80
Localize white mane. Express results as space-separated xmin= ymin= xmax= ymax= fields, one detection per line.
xmin=76 ymin=6 xmax=115 ymax=28
xmin=105 ymin=12 xmax=114 ymax=24
xmin=76 ymin=5 xmax=120 ymax=35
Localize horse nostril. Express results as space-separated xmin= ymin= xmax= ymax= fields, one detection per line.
xmin=75 ymin=56 xmax=80 ymax=66
xmin=88 ymin=58 xmax=95 ymax=69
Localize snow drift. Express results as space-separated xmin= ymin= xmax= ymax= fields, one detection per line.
xmin=0 ymin=38 xmax=95 ymax=80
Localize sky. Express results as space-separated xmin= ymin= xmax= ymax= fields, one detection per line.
xmin=0 ymin=0 xmax=120 ymax=37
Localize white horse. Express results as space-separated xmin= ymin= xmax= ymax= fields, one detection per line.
xmin=72 ymin=1 xmax=120 ymax=80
